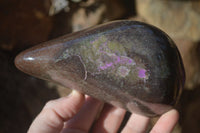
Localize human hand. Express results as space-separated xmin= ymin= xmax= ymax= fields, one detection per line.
xmin=28 ymin=90 xmax=179 ymax=133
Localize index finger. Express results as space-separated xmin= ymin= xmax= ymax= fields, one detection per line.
xmin=28 ymin=90 xmax=85 ymax=133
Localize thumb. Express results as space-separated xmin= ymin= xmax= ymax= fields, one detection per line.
xmin=28 ymin=90 xmax=85 ymax=133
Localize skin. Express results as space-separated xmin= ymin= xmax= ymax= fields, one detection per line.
xmin=28 ymin=90 xmax=179 ymax=133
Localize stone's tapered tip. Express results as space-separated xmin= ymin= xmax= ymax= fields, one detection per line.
xmin=15 ymin=51 xmax=23 ymax=70
xmin=14 ymin=20 xmax=185 ymax=117
xmin=14 ymin=42 xmax=64 ymax=80
xmin=15 ymin=50 xmax=35 ymax=74
xmin=15 ymin=48 xmax=45 ymax=78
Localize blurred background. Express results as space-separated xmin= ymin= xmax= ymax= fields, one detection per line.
xmin=0 ymin=0 xmax=200 ymax=132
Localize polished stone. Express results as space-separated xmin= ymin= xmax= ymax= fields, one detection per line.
xmin=15 ymin=20 xmax=185 ymax=117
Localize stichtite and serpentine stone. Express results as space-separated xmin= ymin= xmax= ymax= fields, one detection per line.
xmin=15 ymin=20 xmax=185 ymax=117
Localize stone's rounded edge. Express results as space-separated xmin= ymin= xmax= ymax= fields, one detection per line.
xmin=173 ymin=41 xmax=185 ymax=105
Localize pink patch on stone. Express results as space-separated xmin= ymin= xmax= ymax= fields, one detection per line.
xmin=128 ymin=59 xmax=132 ymax=64
xmin=99 ymin=62 xmax=113 ymax=70
xmin=138 ymin=68 xmax=146 ymax=78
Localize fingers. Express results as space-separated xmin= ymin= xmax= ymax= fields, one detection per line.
xmin=28 ymin=90 xmax=85 ymax=133
xmin=91 ymin=104 xmax=126 ymax=133
xmin=27 ymin=89 xmax=179 ymax=133
xmin=63 ymin=95 xmax=103 ymax=132
xmin=121 ymin=113 xmax=150 ymax=133
xmin=150 ymin=109 xmax=179 ymax=133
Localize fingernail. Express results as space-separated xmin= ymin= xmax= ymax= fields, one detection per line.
xmin=71 ymin=90 xmax=82 ymax=97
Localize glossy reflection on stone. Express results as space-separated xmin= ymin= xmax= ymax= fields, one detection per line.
xmin=15 ymin=20 xmax=185 ymax=117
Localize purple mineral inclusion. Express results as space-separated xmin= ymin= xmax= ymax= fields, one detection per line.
xmin=99 ymin=62 xmax=113 ymax=70
xmin=138 ymin=68 xmax=146 ymax=78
